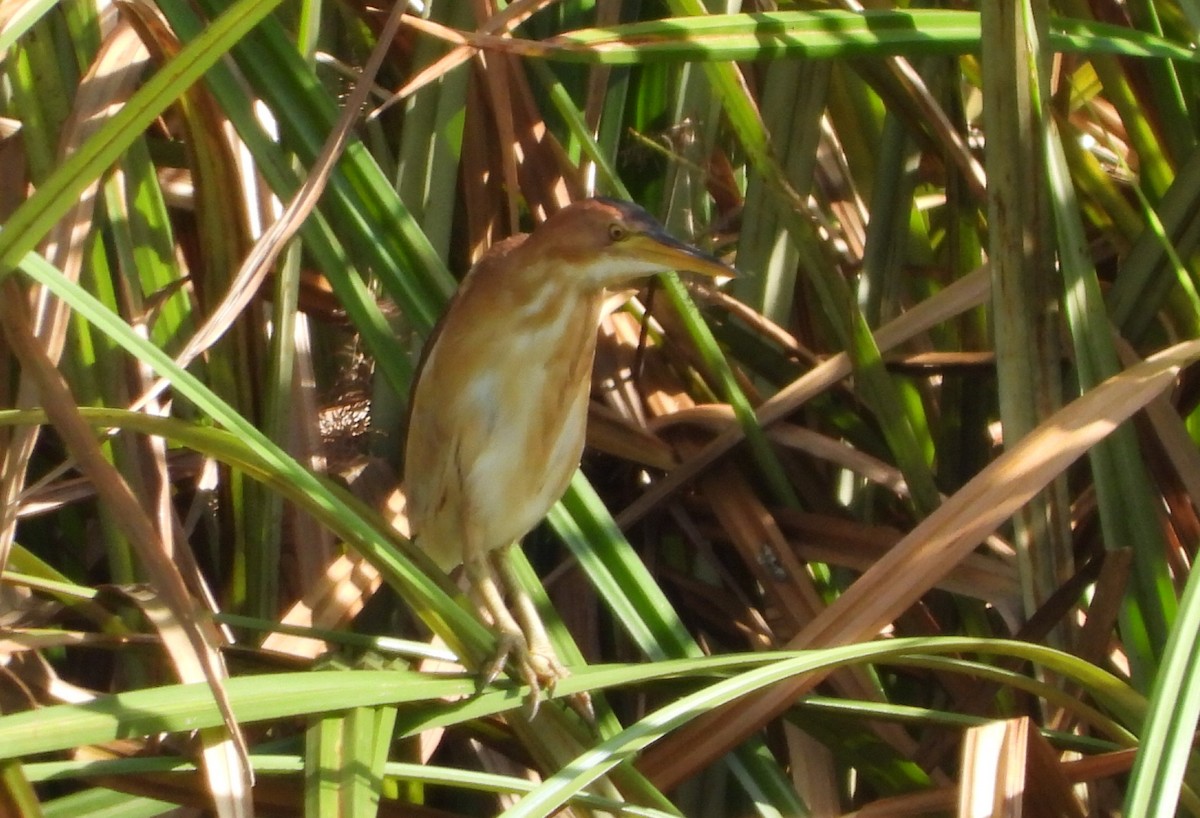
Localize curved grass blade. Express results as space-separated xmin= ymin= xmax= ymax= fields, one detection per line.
xmin=499 ymin=637 xmax=1149 ymax=818
xmin=491 ymin=11 xmax=1199 ymax=64
xmin=13 ymin=249 xmax=481 ymax=658
xmin=0 ymin=0 xmax=285 ymax=279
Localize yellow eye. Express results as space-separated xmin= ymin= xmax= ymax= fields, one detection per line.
xmin=608 ymin=223 xmax=628 ymax=242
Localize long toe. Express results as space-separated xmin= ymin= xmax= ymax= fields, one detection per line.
xmin=481 ymin=629 xmax=520 ymax=689
xmin=513 ymin=639 xmax=566 ymax=719
xmin=518 ymin=649 xmax=596 ymax=724
xmin=481 ymin=625 xmax=569 ymax=718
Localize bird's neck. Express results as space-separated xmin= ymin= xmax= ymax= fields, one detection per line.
xmin=481 ymin=253 xmax=598 ymax=325
xmin=452 ymin=255 xmax=610 ymax=364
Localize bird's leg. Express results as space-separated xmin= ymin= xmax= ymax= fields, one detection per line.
xmin=462 ymin=554 xmax=527 ymax=682
xmin=494 ymin=545 xmax=596 ymax=724
xmin=463 ymin=550 xmax=560 ymax=715
xmin=492 ymin=544 xmax=566 ymax=681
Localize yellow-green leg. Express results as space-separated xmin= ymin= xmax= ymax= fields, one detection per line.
xmin=463 ymin=548 xmax=561 ymax=716
xmin=493 ymin=544 xmax=594 ymax=723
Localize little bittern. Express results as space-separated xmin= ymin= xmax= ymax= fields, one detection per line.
xmin=404 ymin=197 xmax=733 ymax=708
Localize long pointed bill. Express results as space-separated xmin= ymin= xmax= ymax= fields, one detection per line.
xmin=631 ymin=230 xmax=737 ymax=280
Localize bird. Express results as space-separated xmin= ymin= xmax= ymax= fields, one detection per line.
xmin=403 ymin=197 xmax=734 ymax=711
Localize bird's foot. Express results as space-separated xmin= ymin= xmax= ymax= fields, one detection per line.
xmin=466 ymin=551 xmax=594 ymax=722
xmin=482 ymin=626 xmax=573 ymax=719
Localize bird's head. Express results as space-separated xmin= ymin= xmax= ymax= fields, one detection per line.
xmin=529 ymin=198 xmax=735 ymax=291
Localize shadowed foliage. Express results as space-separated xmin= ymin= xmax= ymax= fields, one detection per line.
xmin=2 ymin=1 xmax=1200 ymax=816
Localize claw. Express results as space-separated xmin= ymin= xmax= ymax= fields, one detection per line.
xmin=464 ymin=550 xmax=593 ymax=722
xmin=483 ymin=623 xmax=566 ymax=718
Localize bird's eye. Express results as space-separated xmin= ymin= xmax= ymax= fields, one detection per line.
xmin=607 ymin=223 xmax=628 ymax=242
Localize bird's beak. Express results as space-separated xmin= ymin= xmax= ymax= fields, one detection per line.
xmin=632 ymin=230 xmax=736 ymax=280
